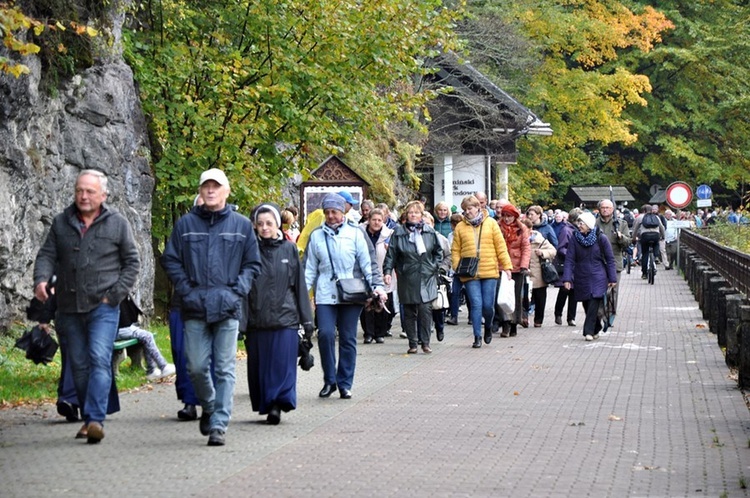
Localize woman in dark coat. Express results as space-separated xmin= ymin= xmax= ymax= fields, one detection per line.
xmin=383 ymin=200 xmax=443 ymax=354
xmin=561 ymin=211 xmax=617 ymax=341
xmin=553 ymin=208 xmax=580 ymax=326
xmin=246 ymin=203 xmax=314 ymax=424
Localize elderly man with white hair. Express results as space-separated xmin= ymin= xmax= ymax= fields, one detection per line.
xmin=595 ymin=199 xmax=631 ymax=303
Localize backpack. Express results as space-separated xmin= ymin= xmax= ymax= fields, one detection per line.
xmin=641 ymin=213 xmax=660 ymax=229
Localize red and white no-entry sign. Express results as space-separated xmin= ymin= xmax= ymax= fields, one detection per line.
xmin=666 ymin=182 xmax=693 ymax=209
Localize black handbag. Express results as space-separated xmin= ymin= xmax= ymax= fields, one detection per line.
xmin=454 ymin=223 xmax=483 ymax=278
xmin=554 ymin=258 xmax=565 ymax=277
xmin=454 ymin=257 xmax=479 ymax=278
xmin=540 ymin=257 xmax=559 ymax=284
xmin=336 ymin=278 xmax=371 ymax=304
xmin=325 ymin=234 xmax=371 ymax=304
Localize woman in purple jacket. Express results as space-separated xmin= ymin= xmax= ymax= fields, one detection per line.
xmin=561 ymin=212 xmax=617 ymax=341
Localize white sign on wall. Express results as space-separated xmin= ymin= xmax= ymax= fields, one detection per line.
xmin=434 ymin=155 xmax=487 ymax=208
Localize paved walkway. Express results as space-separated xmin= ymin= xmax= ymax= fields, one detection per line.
xmin=2 ymin=267 xmax=750 ymax=497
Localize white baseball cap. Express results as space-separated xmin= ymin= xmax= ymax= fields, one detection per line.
xmin=199 ymin=168 xmax=229 ymax=187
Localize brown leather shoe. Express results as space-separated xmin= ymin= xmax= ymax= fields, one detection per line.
xmin=521 ymin=318 xmax=529 ymax=328
xmin=86 ymin=421 xmax=105 ymax=444
xmin=421 ymin=345 xmax=432 ymax=354
xmin=75 ymin=423 xmax=87 ymax=439
xmin=407 ymin=347 xmax=418 ymax=354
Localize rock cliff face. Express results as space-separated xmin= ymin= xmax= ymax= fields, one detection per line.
xmin=0 ymin=25 xmax=154 ymax=331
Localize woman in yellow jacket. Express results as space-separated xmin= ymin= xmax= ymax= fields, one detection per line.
xmin=451 ymin=195 xmax=513 ymax=348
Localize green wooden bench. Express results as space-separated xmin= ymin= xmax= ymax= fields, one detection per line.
xmin=112 ymin=338 xmax=144 ymax=376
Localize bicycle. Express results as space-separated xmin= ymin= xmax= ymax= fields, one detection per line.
xmin=647 ymin=243 xmax=656 ymax=285
xmin=623 ymin=244 xmax=634 ymax=275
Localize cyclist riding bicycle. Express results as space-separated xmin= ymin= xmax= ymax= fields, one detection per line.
xmin=631 ymin=204 xmax=665 ymax=281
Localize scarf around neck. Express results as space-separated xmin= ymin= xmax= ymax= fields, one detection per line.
xmin=574 ymin=227 xmax=599 ymax=247
xmin=500 ymin=219 xmax=520 ymax=245
xmin=405 ymin=222 xmax=426 ymax=255
xmin=464 ymin=212 xmax=484 ymax=227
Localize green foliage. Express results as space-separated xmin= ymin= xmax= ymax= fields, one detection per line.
xmin=123 ymin=0 xmax=462 ymax=240
xmin=700 ymin=220 xmax=750 ymax=254
xmin=616 ymin=0 xmax=750 ymax=201
xmin=459 ymin=0 xmax=674 ymax=206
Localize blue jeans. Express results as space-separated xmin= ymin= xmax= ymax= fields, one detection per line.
xmin=463 ymin=278 xmax=497 ymax=338
xmin=56 ymin=303 xmax=120 ymax=424
xmin=184 ymin=318 xmax=239 ymax=432
xmin=316 ymin=304 xmax=363 ymax=390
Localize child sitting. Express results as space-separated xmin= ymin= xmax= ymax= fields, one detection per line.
xmin=117 ymin=296 xmax=175 ymax=381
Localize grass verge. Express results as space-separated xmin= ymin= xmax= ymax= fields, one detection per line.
xmin=0 ymin=322 xmax=173 ymax=408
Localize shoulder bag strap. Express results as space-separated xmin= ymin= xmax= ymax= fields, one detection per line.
xmin=473 ymin=223 xmax=484 ymax=258
xmin=323 ymin=233 xmax=338 ymax=282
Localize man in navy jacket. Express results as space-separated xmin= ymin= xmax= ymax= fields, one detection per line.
xmin=162 ymin=168 xmax=261 ymax=446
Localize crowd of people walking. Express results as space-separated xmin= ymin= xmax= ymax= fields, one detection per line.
xmin=33 ymin=167 xmax=698 ymax=447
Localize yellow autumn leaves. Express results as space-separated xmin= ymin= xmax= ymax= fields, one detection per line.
xmin=0 ymin=5 xmax=98 ymax=78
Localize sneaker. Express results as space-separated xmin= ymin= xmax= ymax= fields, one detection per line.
xmin=399 ymin=332 xmax=408 ymax=339
xmin=593 ymin=334 xmax=600 ymax=340
xmin=160 ymin=363 xmax=176 ymax=377
xmin=207 ymin=428 xmax=226 ymax=446
xmin=567 ymin=319 xmax=576 ymax=327
xmin=146 ymin=368 xmax=162 ymax=381
xmin=585 ymin=335 xmax=594 ymax=341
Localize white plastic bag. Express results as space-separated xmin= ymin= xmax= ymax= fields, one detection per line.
xmin=497 ymin=272 xmax=515 ymax=315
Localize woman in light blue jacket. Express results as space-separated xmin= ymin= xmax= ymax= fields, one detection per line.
xmin=305 ymin=193 xmax=386 ymax=400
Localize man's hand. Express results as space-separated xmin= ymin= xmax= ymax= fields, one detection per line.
xmin=383 ymin=275 xmax=392 ymax=286
xmin=564 ymin=282 xmax=572 ymax=290
xmin=34 ymin=282 xmax=49 ymax=303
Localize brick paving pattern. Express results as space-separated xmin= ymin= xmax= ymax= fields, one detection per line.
xmin=1 ymin=267 xmax=749 ymax=497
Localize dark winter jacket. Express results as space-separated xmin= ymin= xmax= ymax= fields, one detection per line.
xmin=561 ymin=228 xmax=617 ymax=301
xmin=34 ymin=203 xmax=140 ymax=313
xmin=247 ymin=234 xmax=313 ymax=332
xmin=383 ymin=224 xmax=443 ymax=304
xmin=553 ymin=222 xmax=576 ymax=288
xmin=162 ymin=204 xmax=261 ymax=324
xmin=534 ymin=219 xmax=558 ymax=248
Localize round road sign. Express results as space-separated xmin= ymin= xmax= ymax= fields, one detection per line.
xmin=666 ymin=181 xmax=693 ymax=209
xmin=696 ymin=184 xmax=712 ymax=200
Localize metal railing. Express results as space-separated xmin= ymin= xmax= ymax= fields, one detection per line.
xmin=681 ymin=229 xmax=750 ymax=298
